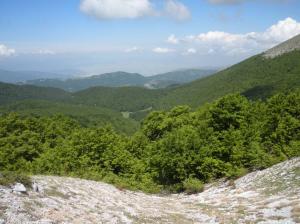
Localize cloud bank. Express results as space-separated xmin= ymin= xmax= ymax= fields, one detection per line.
xmin=0 ymin=44 xmax=15 ymax=57
xmin=125 ymin=46 xmax=142 ymax=53
xmin=34 ymin=49 xmax=56 ymax=55
xmin=79 ymin=0 xmax=153 ymax=20
xmin=80 ymin=0 xmax=190 ymax=21
xmin=208 ymin=0 xmax=244 ymax=4
xmin=208 ymin=0 xmax=290 ymax=5
xmin=164 ymin=0 xmax=191 ymax=21
xmin=153 ymin=47 xmax=175 ymax=53
xmin=167 ymin=17 xmax=300 ymax=55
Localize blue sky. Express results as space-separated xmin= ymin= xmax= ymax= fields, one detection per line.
xmin=0 ymin=0 xmax=300 ymax=76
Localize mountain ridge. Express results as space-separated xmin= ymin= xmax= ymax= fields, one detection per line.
xmin=0 ymin=69 xmax=67 ymax=84
xmin=25 ymin=69 xmax=216 ymax=91
xmin=264 ymin=34 xmax=300 ymax=58
xmin=0 ymin=35 xmax=299 ymax=120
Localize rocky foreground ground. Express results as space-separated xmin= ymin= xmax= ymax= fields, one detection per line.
xmin=0 ymin=157 xmax=299 ymax=224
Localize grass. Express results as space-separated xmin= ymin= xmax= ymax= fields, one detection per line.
xmin=45 ymin=186 xmax=70 ymax=199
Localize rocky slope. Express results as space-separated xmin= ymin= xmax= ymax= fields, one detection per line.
xmin=1 ymin=158 xmax=299 ymax=224
xmin=264 ymin=34 xmax=300 ymax=58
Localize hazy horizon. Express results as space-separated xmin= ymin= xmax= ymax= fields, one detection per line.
xmin=1 ymin=0 xmax=300 ymax=77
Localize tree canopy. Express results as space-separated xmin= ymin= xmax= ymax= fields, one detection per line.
xmin=1 ymin=90 xmax=299 ymax=193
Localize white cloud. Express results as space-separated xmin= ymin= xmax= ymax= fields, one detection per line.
xmin=0 ymin=44 xmax=15 ymax=57
xmin=124 ymin=46 xmax=142 ymax=53
xmin=208 ymin=0 xmax=244 ymax=4
xmin=207 ymin=0 xmax=289 ymax=5
xmin=35 ymin=49 xmax=56 ymax=55
xmin=193 ymin=31 xmax=243 ymax=43
xmin=167 ymin=34 xmax=179 ymax=44
xmin=80 ymin=0 xmax=153 ymax=20
xmin=182 ymin=48 xmax=197 ymax=55
xmin=253 ymin=17 xmax=300 ymax=43
xmin=170 ymin=17 xmax=300 ymax=55
xmin=164 ymin=0 xmax=191 ymax=21
xmin=153 ymin=47 xmax=175 ymax=53
xmin=79 ymin=0 xmax=192 ymax=21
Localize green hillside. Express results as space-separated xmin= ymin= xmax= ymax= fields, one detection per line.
xmin=150 ymin=69 xmax=215 ymax=83
xmin=72 ymin=50 xmax=300 ymax=113
xmin=0 ymin=82 xmax=139 ymax=134
xmin=27 ymin=72 xmax=147 ymax=91
xmin=0 ymin=100 xmax=138 ymax=134
xmin=1 ymin=90 xmax=299 ymax=193
xmin=0 ymin=82 xmax=72 ymax=105
xmin=74 ymin=86 xmax=167 ymax=112
xmin=1 ymin=47 xmax=299 ymax=123
xmin=145 ymin=69 xmax=216 ymax=89
xmin=157 ymin=50 xmax=300 ymax=109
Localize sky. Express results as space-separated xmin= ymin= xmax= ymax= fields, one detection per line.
xmin=0 ymin=0 xmax=300 ymax=76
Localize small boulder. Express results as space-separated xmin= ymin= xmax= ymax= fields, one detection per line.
xmin=12 ymin=183 xmax=27 ymax=194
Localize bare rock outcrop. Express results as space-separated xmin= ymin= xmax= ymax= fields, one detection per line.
xmin=0 ymin=157 xmax=299 ymax=223
xmin=263 ymin=34 xmax=300 ymax=58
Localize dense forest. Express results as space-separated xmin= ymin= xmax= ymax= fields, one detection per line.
xmin=1 ymin=90 xmax=299 ymax=193
xmin=0 ymin=99 xmax=139 ymax=135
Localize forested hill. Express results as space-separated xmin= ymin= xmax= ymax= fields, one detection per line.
xmin=0 ymin=36 xmax=299 ymax=119
xmin=73 ymin=49 xmax=300 ymax=112
xmin=1 ymin=90 xmax=299 ymax=194
xmin=25 ymin=69 xmax=216 ymax=91
xmin=0 ymin=82 xmax=139 ymax=134
xmin=157 ymin=49 xmax=300 ymax=109
xmin=0 ymin=82 xmax=72 ymax=105
xmin=26 ymin=72 xmax=146 ymax=92
xmin=0 ymin=100 xmax=139 ymax=134
xmin=73 ymin=86 xmax=167 ymax=112
xmin=1 ymin=50 xmax=300 ymax=116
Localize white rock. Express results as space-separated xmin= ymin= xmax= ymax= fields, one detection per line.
xmin=12 ymin=183 xmax=27 ymax=193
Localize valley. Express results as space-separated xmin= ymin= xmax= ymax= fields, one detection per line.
xmin=0 ymin=4 xmax=300 ymax=222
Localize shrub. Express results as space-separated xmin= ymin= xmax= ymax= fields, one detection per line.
xmin=227 ymin=167 xmax=249 ymax=180
xmin=183 ymin=177 xmax=204 ymax=194
xmin=0 ymin=171 xmax=32 ymax=187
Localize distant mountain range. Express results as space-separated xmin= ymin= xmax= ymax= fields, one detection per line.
xmin=68 ymin=34 xmax=300 ymax=113
xmin=0 ymin=70 xmax=72 ymax=84
xmin=24 ymin=69 xmax=217 ymax=91
xmin=0 ymin=34 xmax=299 ymax=123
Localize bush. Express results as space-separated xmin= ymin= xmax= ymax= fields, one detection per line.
xmin=183 ymin=177 xmax=204 ymax=194
xmin=227 ymin=167 xmax=249 ymax=180
xmin=0 ymin=171 xmax=32 ymax=187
